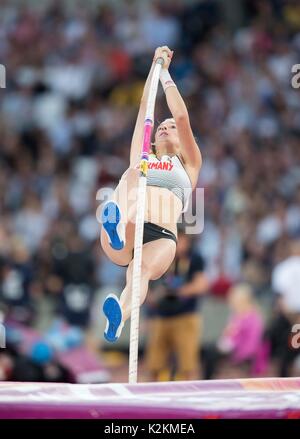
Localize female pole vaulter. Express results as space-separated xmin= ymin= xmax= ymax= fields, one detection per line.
xmin=100 ymin=46 xmax=202 ymax=342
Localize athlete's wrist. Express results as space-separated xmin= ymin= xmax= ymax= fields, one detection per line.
xmin=160 ymin=69 xmax=177 ymax=93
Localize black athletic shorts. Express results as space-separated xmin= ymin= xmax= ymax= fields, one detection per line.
xmin=116 ymin=223 xmax=177 ymax=267
xmin=143 ymin=222 xmax=177 ymax=245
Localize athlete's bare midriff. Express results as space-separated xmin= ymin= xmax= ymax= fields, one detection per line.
xmin=113 ymin=167 xmax=183 ymax=238
xmin=144 ymin=186 xmax=182 ymax=236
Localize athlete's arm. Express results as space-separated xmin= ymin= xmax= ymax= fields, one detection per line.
xmin=166 ymin=87 xmax=201 ymax=169
xmin=160 ymin=54 xmax=202 ymax=170
xmin=130 ymin=62 xmax=155 ymax=168
xmin=130 ymin=47 xmax=173 ymax=168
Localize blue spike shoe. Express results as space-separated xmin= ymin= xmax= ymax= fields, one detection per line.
xmin=103 ymin=294 xmax=124 ymax=342
xmin=101 ymin=201 xmax=125 ymax=250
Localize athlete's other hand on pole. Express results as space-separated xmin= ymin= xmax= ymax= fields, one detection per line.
xmin=153 ymin=46 xmax=173 ymax=69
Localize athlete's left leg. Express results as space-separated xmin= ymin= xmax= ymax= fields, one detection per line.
xmin=119 ymin=238 xmax=177 ymax=321
xmin=103 ymin=238 xmax=176 ymax=342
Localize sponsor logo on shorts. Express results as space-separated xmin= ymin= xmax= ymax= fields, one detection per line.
xmin=161 ymin=229 xmax=173 ymax=236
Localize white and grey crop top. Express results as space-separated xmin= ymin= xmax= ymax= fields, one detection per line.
xmin=145 ymin=154 xmax=192 ymax=212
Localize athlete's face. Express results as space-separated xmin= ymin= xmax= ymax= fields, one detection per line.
xmin=154 ymin=119 xmax=180 ymax=155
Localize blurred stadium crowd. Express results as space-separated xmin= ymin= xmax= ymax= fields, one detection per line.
xmin=0 ymin=0 xmax=300 ymax=381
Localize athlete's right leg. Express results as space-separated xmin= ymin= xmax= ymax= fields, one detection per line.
xmin=100 ymin=167 xmax=139 ymax=267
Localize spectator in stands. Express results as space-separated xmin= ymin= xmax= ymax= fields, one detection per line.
xmin=202 ymin=284 xmax=266 ymax=379
xmin=144 ymin=229 xmax=208 ymax=381
xmin=269 ymin=238 xmax=300 ymax=376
